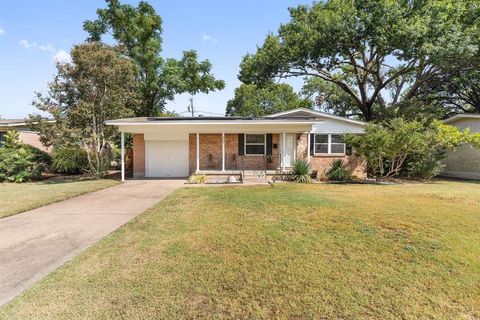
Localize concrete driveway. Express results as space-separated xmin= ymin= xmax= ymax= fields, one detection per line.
xmin=0 ymin=179 xmax=185 ymax=306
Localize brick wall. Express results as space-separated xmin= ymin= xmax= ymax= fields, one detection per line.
xmin=18 ymin=131 xmax=50 ymax=152
xmin=296 ymin=132 xmax=366 ymax=179
xmin=296 ymin=133 xmax=308 ymax=160
xmin=311 ymin=155 xmax=367 ymax=179
xmin=133 ymin=134 xmax=145 ymax=178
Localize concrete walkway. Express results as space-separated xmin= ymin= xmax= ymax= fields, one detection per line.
xmin=0 ymin=179 xmax=185 ymax=306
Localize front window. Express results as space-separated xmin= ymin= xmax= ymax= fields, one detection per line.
xmin=314 ymin=134 xmax=346 ymax=155
xmin=314 ymin=134 xmax=328 ymax=154
xmin=330 ymin=135 xmax=346 ymax=154
xmin=245 ymin=134 xmax=265 ymax=155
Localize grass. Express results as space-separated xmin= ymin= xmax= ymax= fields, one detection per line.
xmin=1 ymin=180 xmax=479 ymax=319
xmin=0 ymin=177 xmax=119 ymax=218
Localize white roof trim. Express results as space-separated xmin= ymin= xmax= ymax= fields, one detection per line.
xmin=106 ymin=119 xmax=321 ymax=126
xmin=264 ymin=108 xmax=366 ymax=126
xmin=444 ymin=114 xmax=480 ymax=124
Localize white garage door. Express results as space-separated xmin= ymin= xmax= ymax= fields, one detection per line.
xmin=145 ymin=140 xmax=189 ymax=177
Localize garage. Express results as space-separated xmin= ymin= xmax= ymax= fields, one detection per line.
xmin=145 ymin=140 xmax=189 ymax=178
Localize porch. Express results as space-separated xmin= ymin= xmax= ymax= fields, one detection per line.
xmin=189 ymin=132 xmax=311 ymax=174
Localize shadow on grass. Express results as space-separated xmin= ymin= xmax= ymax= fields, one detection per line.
xmin=433 ymin=177 xmax=480 ymax=185
xmin=35 ymin=175 xmax=119 ymax=185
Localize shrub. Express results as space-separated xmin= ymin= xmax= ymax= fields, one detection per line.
xmin=24 ymin=144 xmax=51 ymax=165
xmin=325 ymin=160 xmax=352 ymax=182
xmin=0 ymin=130 xmax=48 ymax=182
xmin=291 ymin=159 xmax=312 ymax=183
xmin=52 ymin=147 xmax=88 ymax=174
xmin=188 ymin=174 xmax=207 ymax=184
xmin=0 ymin=147 xmax=46 ymax=182
xmin=344 ymin=118 xmax=476 ymax=180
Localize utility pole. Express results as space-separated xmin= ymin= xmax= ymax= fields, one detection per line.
xmin=187 ymin=97 xmax=194 ymax=116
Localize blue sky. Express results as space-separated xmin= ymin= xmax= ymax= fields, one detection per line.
xmin=0 ymin=0 xmax=309 ymax=118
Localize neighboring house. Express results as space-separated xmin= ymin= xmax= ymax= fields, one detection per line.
xmin=106 ymin=108 xmax=366 ymax=180
xmin=443 ymin=114 xmax=480 ymax=180
xmin=0 ymin=119 xmax=49 ymax=152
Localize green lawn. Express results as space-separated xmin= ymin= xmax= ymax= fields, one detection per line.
xmin=0 ymin=177 xmax=119 ymax=219
xmin=1 ymin=180 xmax=479 ymax=319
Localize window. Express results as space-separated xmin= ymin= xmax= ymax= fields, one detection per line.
xmin=314 ymin=134 xmax=346 ymax=155
xmin=330 ymin=135 xmax=346 ymax=154
xmin=245 ymin=134 xmax=265 ymax=155
xmin=314 ymin=134 xmax=328 ymax=154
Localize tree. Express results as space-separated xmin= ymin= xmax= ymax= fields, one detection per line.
xmin=30 ymin=43 xmax=137 ymax=177
xmin=83 ymin=0 xmax=225 ymax=116
xmin=344 ymin=119 xmax=478 ymax=180
xmin=301 ymin=78 xmax=359 ymax=118
xmin=239 ymin=0 xmax=478 ymax=121
xmin=418 ymin=56 xmax=480 ymax=114
xmin=226 ymin=83 xmax=311 ymax=117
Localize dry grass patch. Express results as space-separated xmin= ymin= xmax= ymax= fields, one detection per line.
xmin=0 ymin=177 xmax=119 ymax=218
xmin=1 ymin=180 xmax=479 ymax=319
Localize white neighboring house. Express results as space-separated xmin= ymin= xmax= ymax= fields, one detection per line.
xmin=443 ymin=114 xmax=480 ymax=180
xmin=0 ymin=119 xmax=49 ymax=152
xmin=106 ymin=108 xmax=367 ymax=181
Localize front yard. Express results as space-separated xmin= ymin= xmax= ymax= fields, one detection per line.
xmin=0 ymin=177 xmax=119 ymax=218
xmin=1 ymin=180 xmax=479 ymax=318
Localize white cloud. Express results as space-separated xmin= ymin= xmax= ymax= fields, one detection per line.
xmin=19 ymin=39 xmax=37 ymax=49
xmin=19 ymin=40 xmax=55 ymax=52
xmin=0 ymin=28 xmax=5 ymax=35
xmin=52 ymin=50 xmax=71 ymax=64
xmin=202 ymin=34 xmax=218 ymax=43
xmin=38 ymin=44 xmax=55 ymax=52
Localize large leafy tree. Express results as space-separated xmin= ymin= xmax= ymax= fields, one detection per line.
xmin=419 ymin=56 xmax=480 ymax=114
xmin=239 ymin=0 xmax=478 ymax=121
xmin=30 ymin=43 xmax=137 ymax=177
xmin=301 ymin=78 xmax=359 ymax=118
xmin=226 ymin=83 xmax=311 ymax=117
xmin=83 ymin=0 xmax=225 ymax=116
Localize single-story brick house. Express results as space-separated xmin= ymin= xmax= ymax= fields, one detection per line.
xmin=106 ymin=108 xmax=366 ymax=181
xmin=443 ymin=114 xmax=480 ymax=180
xmin=0 ymin=119 xmax=49 ymax=152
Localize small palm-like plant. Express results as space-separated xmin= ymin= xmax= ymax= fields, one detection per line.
xmin=188 ymin=174 xmax=207 ymax=184
xmin=291 ymin=159 xmax=312 ymax=183
xmin=325 ymin=159 xmax=352 ymax=182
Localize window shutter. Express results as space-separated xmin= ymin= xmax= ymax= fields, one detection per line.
xmin=309 ymin=134 xmax=314 ymax=156
xmin=238 ymin=134 xmax=244 ymax=156
xmin=346 ymin=144 xmax=353 ymax=156
xmin=266 ymin=134 xmax=273 ymax=156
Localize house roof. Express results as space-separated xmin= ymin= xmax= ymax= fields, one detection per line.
xmin=265 ymin=108 xmax=366 ymax=126
xmin=106 ymin=108 xmax=363 ymax=126
xmin=0 ymin=119 xmax=29 ymax=127
xmin=444 ymin=113 xmax=480 ymax=124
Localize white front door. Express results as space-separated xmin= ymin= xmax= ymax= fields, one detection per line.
xmin=283 ymin=134 xmax=296 ymax=167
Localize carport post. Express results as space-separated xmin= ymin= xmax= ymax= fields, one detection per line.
xmin=307 ymin=132 xmax=311 ymax=163
xmin=221 ymin=132 xmax=225 ymax=171
xmin=282 ymin=132 xmax=286 ymax=172
xmin=121 ymin=131 xmax=125 ymax=182
xmin=196 ymin=132 xmax=200 ymax=172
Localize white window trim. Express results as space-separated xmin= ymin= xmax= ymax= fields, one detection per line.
xmin=314 ymin=134 xmax=346 ymax=156
xmin=244 ymin=133 xmax=266 ymax=156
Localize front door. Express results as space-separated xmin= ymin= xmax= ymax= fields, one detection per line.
xmin=284 ymin=134 xmax=296 ymax=167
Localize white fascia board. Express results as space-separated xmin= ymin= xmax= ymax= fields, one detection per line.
xmin=265 ymin=107 xmax=366 ymax=126
xmin=106 ymin=120 xmax=321 ymax=126
xmin=444 ymin=114 xmax=480 ymax=124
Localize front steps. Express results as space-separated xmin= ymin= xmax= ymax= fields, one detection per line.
xmin=241 ymin=171 xmax=270 ymax=183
